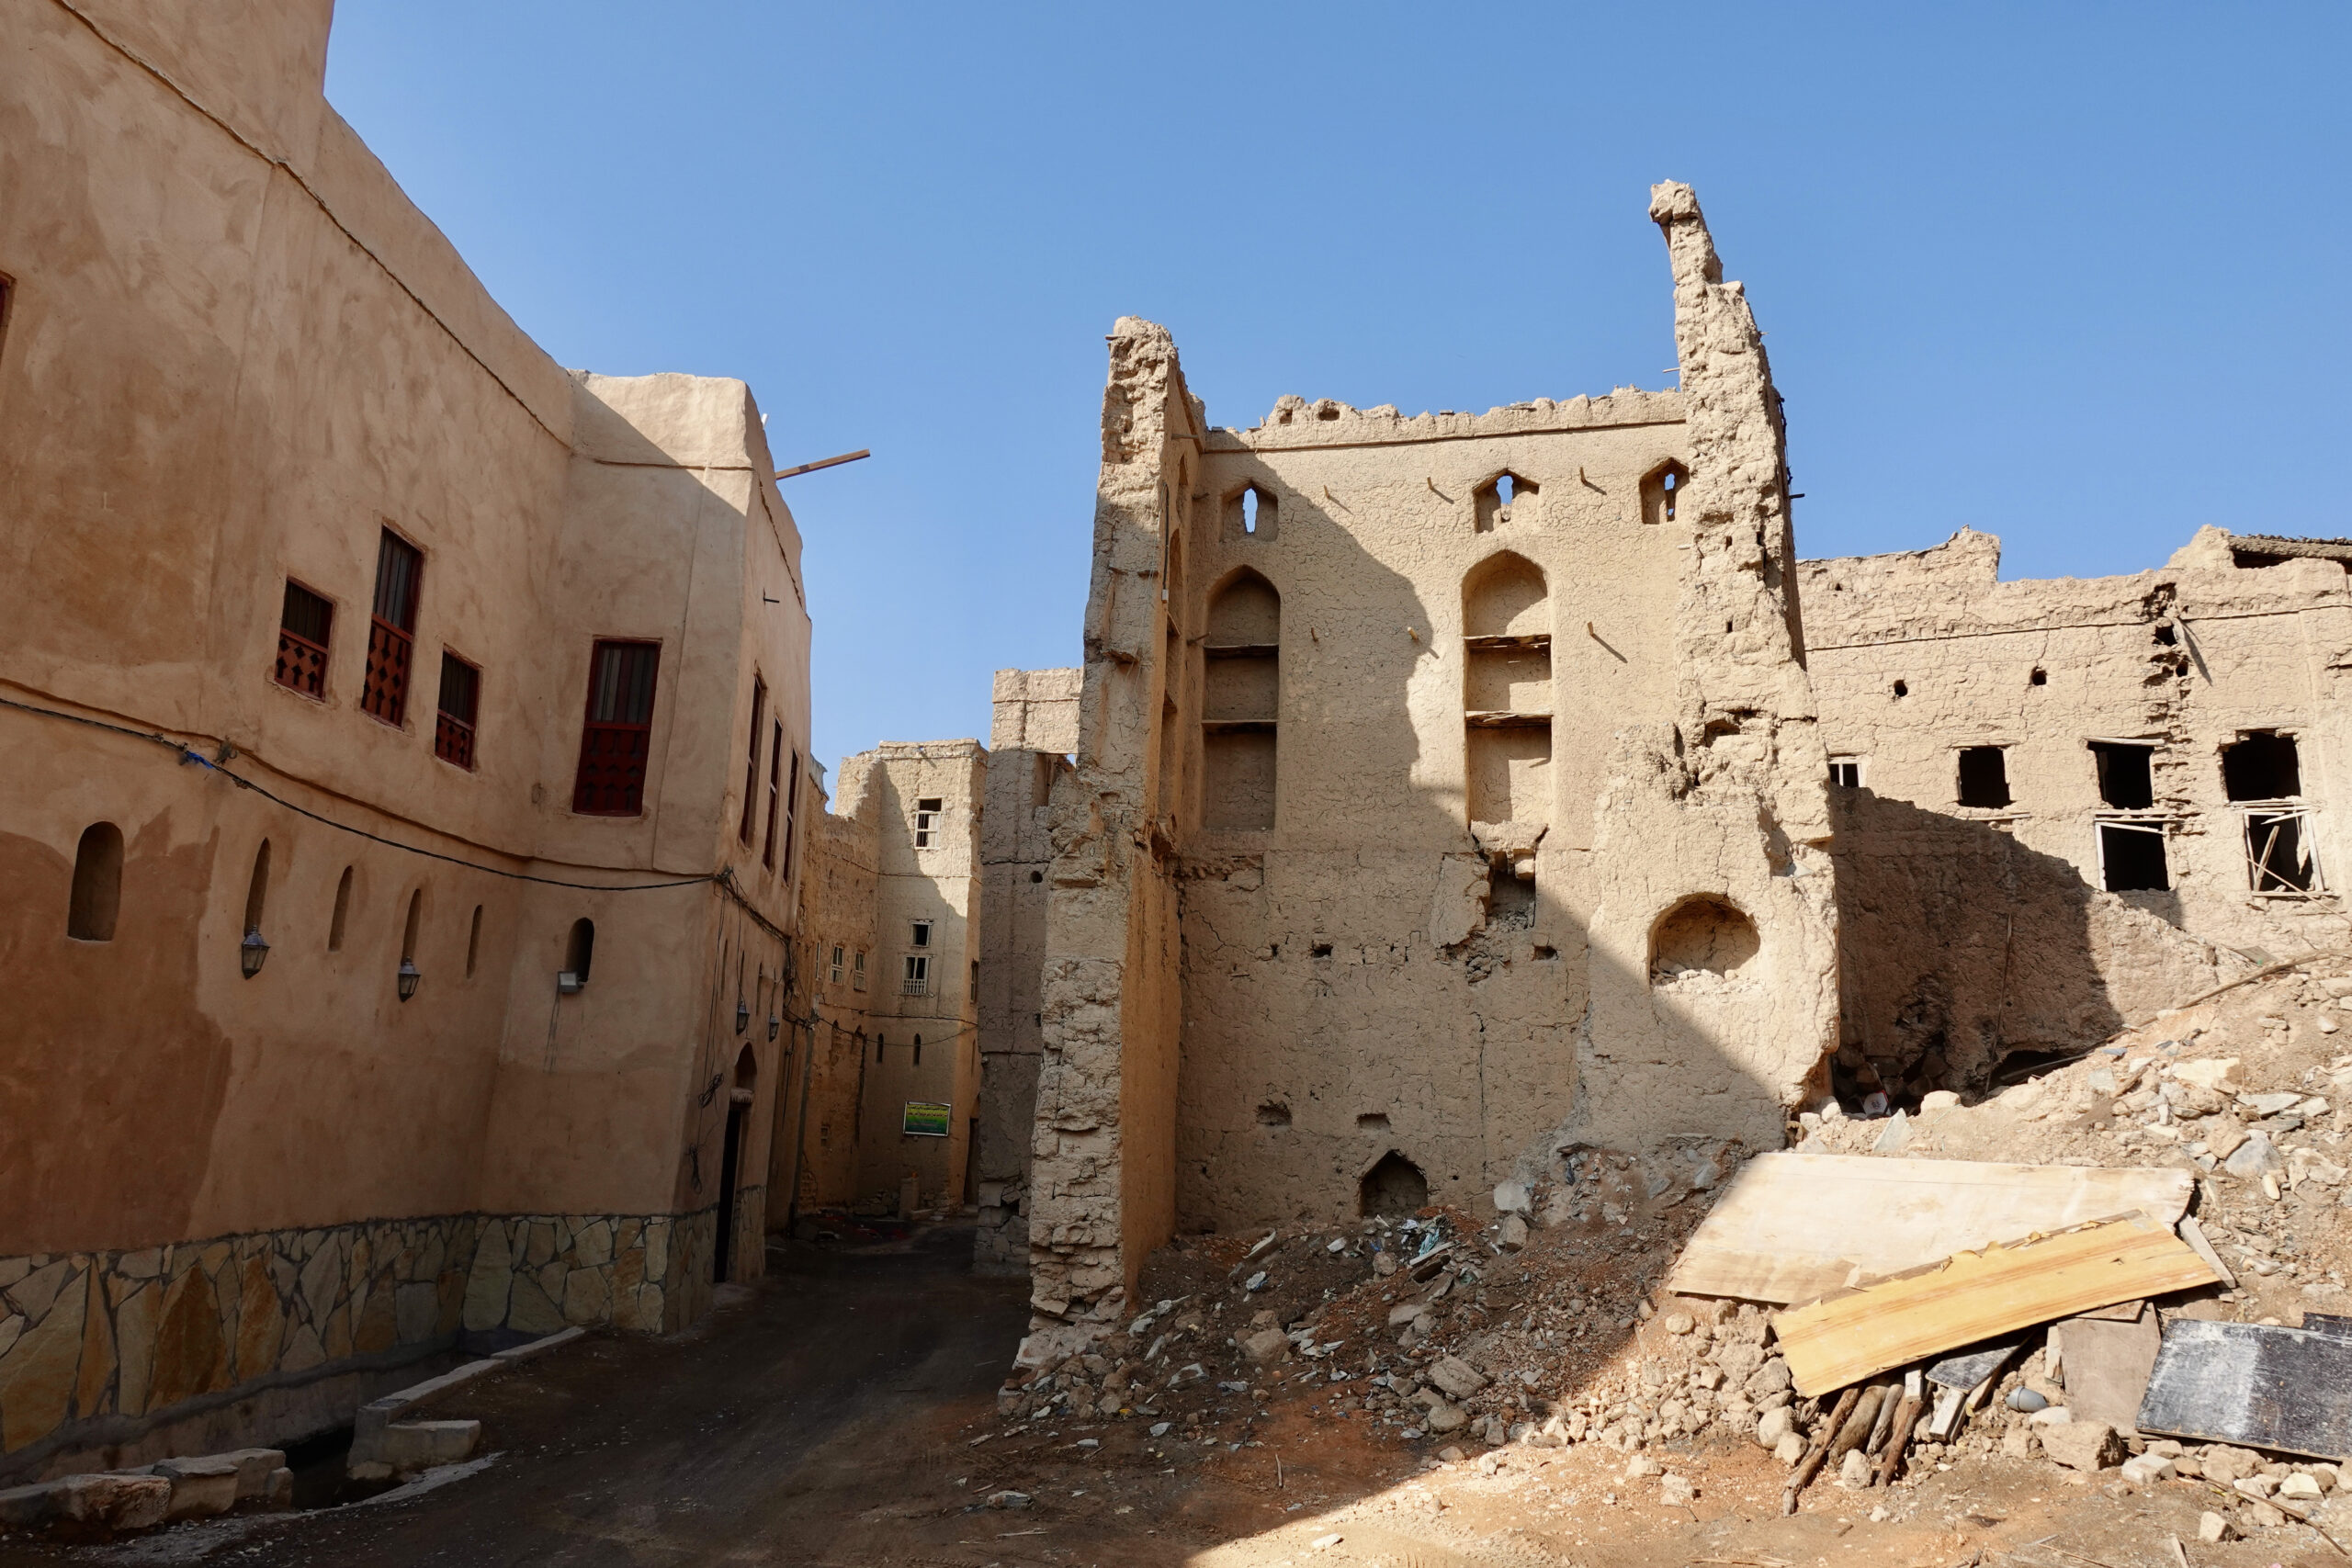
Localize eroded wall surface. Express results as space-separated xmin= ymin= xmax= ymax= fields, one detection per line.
xmin=1021 ymin=187 xmax=1840 ymax=1356
xmin=975 ymin=670 xmax=1079 ymax=1273
xmin=1804 ymin=526 xmax=2351 ymax=1096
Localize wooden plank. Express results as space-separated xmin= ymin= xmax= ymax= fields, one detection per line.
xmin=1669 ymin=1152 xmax=2196 ymax=1305
xmin=1772 ymin=1214 xmax=2219 ymax=1397
xmin=2138 ymin=1319 xmax=2352 ymax=1461
xmin=2052 ymin=1313 xmax=2162 ymax=1433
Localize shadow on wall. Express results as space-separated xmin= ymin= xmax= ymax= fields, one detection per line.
xmin=1827 ymin=788 xmax=2241 ymax=1107
xmin=1170 ymin=478 xmax=1823 ymax=1239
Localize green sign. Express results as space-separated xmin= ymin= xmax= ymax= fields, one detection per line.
xmin=902 ymin=1101 xmax=951 ymax=1137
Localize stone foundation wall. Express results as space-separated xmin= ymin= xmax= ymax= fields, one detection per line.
xmin=0 ymin=1206 xmax=717 ymax=1481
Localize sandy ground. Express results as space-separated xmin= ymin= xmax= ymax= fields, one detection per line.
xmin=1 ymin=1221 xmax=2330 ymax=1568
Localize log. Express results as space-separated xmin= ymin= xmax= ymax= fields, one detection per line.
xmin=1873 ymin=1390 xmax=1926 ymax=1487
xmin=1781 ymin=1385 xmax=1860 ymax=1516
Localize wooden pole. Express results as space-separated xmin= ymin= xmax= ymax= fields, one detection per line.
xmin=774 ymin=448 xmax=871 ymax=480
xmin=1873 ymin=1389 xmax=1925 ymax=1488
xmin=1782 ymin=1385 xmax=1860 ymax=1516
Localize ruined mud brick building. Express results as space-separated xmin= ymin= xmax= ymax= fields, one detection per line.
xmin=788 ymin=744 xmax=989 ymax=1213
xmin=0 ymin=5 xmax=819 ymax=1477
xmin=1013 ymin=185 xmax=1845 ymax=1340
xmin=1805 ymin=525 xmax=2352 ymax=1102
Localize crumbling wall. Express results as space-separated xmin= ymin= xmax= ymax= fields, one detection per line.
xmin=1023 ymin=321 xmax=1193 ymax=1349
xmin=782 ymin=782 xmax=878 ymax=1212
xmin=974 ymin=669 xmax=1080 ymax=1274
xmin=1804 ymin=527 xmax=2352 ymax=1093
xmin=1023 ymin=191 xmax=1841 ymax=1347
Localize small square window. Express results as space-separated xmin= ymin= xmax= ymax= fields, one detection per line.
xmin=1956 ymin=745 xmax=2010 ymax=809
xmin=274 ymin=581 xmax=334 ymax=699
xmin=829 ymin=943 xmax=844 ymax=985
xmin=434 ymin=651 xmax=481 ymax=770
xmin=911 ymin=919 xmax=932 ymax=949
xmin=914 ymin=796 xmax=944 ymax=848
xmin=1827 ymin=756 xmax=1863 ymax=789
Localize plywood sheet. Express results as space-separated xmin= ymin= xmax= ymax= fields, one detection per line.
xmin=2138 ymin=1319 xmax=2352 ymax=1461
xmin=2052 ymin=1314 xmax=2161 ymax=1433
xmin=1669 ymin=1152 xmax=2197 ymax=1305
xmin=1772 ymin=1214 xmax=2220 ymax=1397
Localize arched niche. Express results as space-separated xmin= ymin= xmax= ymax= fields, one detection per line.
xmin=1202 ymin=569 xmax=1279 ymax=831
xmin=1461 ymin=552 xmax=1552 ymax=830
xmin=1649 ymin=895 xmax=1761 ymax=985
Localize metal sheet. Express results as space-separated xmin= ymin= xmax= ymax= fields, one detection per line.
xmin=2137 ymin=1319 xmax=2352 ymax=1461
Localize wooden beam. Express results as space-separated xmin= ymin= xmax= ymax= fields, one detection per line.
xmin=774 ymin=448 xmax=871 ymax=480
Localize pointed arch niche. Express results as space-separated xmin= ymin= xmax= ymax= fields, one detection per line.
xmin=1202 ymin=570 xmax=1279 ymax=831
xmin=1462 ymin=551 xmax=1552 ymax=830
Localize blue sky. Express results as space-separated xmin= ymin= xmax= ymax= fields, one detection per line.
xmin=323 ymin=3 xmax=2351 ymax=779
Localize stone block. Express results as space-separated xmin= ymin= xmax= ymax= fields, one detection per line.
xmin=54 ymin=1472 xmax=171 ymax=1531
xmin=147 ymin=1266 xmax=226 ymax=1411
xmin=1240 ymin=1328 xmax=1288 ymax=1365
xmin=153 ymin=1456 xmax=241 ymax=1520
xmin=1 ymin=1268 xmax=88 ymax=1450
xmin=224 ymin=1448 xmax=288 ymax=1499
xmin=462 ymin=1230 xmax=514 ymax=1332
xmin=2120 ymin=1453 xmax=2176 ymax=1486
xmin=509 ymin=1271 xmax=566 ymax=1335
xmin=561 ymin=1267 xmax=612 ymax=1325
xmin=2039 ymin=1419 xmax=2124 ymax=1472
xmin=1428 ymin=1355 xmax=1488 ymax=1399
xmin=2198 ymin=1509 xmax=2233 ymax=1542
xmin=1425 ymin=1402 xmax=1466 ymax=1433
xmin=375 ymin=1419 xmax=481 ymax=1473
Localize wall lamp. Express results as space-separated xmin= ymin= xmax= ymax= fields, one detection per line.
xmin=240 ymin=928 xmax=270 ymax=978
xmin=397 ymin=958 xmax=422 ymax=1002
xmin=557 ymin=971 xmax=583 ymax=996
xmin=735 ymin=999 xmax=751 ymax=1034
xmin=767 ymin=1014 xmax=781 ymax=1042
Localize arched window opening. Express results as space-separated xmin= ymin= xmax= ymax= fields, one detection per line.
xmin=734 ymin=1043 xmax=757 ymax=1090
xmin=1641 ymin=461 xmax=1690 ymax=526
xmin=1359 ymin=1153 xmax=1428 ymax=1219
xmin=564 ymin=918 xmax=595 ymax=987
xmin=1224 ymin=483 xmax=1278 ymax=543
xmin=1203 ymin=570 xmax=1280 ymax=831
xmin=1463 ymin=552 xmax=1552 ymax=837
xmin=913 ymin=1033 xmax=923 ymax=1066
xmin=68 ymin=822 xmax=123 ymax=942
xmin=397 ymin=889 xmax=424 ymax=1000
xmin=1649 ymin=896 xmax=1761 ymax=987
xmin=466 ymin=904 xmax=484 ymax=977
xmin=876 ymin=1034 xmax=886 ymax=1064
xmin=328 ymin=866 xmax=354 ymax=952
xmin=240 ymin=840 xmax=273 ymax=977
xmin=1474 ymin=470 xmax=1538 ymax=534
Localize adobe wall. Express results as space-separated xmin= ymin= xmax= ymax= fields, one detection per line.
xmin=780 ymin=780 xmax=879 ymax=1212
xmin=1802 ymin=527 xmax=2352 ymax=1096
xmin=1021 ymin=186 xmax=1840 ymax=1356
xmin=842 ymin=742 xmax=988 ymax=1209
xmin=974 ymin=669 xmax=1080 ymax=1273
xmin=0 ymin=3 xmax=807 ymax=1475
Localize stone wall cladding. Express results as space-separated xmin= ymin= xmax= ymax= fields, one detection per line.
xmin=1 ymin=1207 xmax=713 ymax=1480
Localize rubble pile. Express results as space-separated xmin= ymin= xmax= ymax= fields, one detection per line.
xmin=988 ymin=954 xmax=2352 ymax=1551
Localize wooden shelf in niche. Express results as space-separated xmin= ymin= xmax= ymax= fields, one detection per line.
xmin=1205 ymin=643 xmax=1280 ymax=660
xmin=1465 ymin=711 xmax=1554 ymax=728
xmin=1464 ymin=633 xmax=1552 ymax=653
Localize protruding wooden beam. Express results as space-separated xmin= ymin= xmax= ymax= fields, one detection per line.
xmin=774 ymin=448 xmax=870 ymax=480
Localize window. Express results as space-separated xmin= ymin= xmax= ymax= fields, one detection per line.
xmin=1204 ymin=570 xmax=1282 ymax=831
xmin=852 ymin=950 xmax=867 ymax=991
xmin=1956 ymin=746 xmax=2010 ymax=808
xmin=434 ymin=652 xmax=481 ymax=770
xmin=274 ymin=582 xmax=333 ymax=699
xmin=67 ymin=822 xmax=123 ymax=941
xmin=329 ymin=865 xmax=354 ymax=951
xmin=1225 ymin=484 xmax=1278 ymax=542
xmin=763 ymin=723 xmax=786 ymax=869
xmin=913 ymin=796 xmax=943 ymax=848
xmin=363 ymin=531 xmax=423 ymax=726
xmin=780 ymin=750 xmax=800 ymax=881
xmin=2222 ymin=732 xmax=2301 ymax=802
xmin=2098 ymin=821 xmax=2170 ymax=892
xmin=1641 ymin=461 xmax=1689 ymax=526
xmin=466 ymin=904 xmax=483 ymax=977
xmin=903 ymin=953 xmax=930 ymax=996
xmin=565 ymin=918 xmax=596 ymax=986
xmin=572 ymin=640 xmax=661 ymax=815
xmin=829 ymin=944 xmax=845 ymax=985
xmin=740 ymin=678 xmax=766 ymax=844
xmin=399 ymin=889 xmax=422 ymax=999
xmin=910 ymin=919 xmax=932 ymax=948
xmin=913 ymin=1034 xmax=923 ymax=1066
xmin=876 ymin=1033 xmax=885 ymax=1063
xmin=970 ymin=959 xmax=979 ymax=997
xmin=2247 ymin=811 xmax=2324 ymax=895
xmin=1474 ymin=471 xmax=1538 ymax=533
xmin=2089 ymin=741 xmax=2155 ymax=809
xmin=243 ymin=840 xmax=271 ymax=948
xmin=1827 ymin=756 xmax=1863 ymax=789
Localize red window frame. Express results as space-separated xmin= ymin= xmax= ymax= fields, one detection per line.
xmin=740 ymin=678 xmax=766 ymax=844
xmin=763 ymin=719 xmax=784 ymax=867
xmin=274 ymin=581 xmax=334 ymax=699
xmin=363 ymin=530 xmax=423 ymax=727
xmin=435 ymin=651 xmax=481 ymax=771
xmin=573 ymin=639 xmax=661 ymax=816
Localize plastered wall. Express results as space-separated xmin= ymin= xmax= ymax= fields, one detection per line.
xmin=0 ymin=2 xmax=807 ymax=1473
xmin=1804 ymin=526 xmax=2352 ymax=1097
xmin=1019 ymin=186 xmax=1840 ymax=1356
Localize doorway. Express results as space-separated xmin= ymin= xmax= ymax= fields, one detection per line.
xmin=714 ymin=1043 xmax=757 ymax=1284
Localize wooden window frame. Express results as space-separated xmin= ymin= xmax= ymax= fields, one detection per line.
xmin=740 ymin=678 xmax=766 ymax=844
xmin=274 ymin=580 xmax=334 ymax=700
xmin=434 ymin=649 xmax=481 ymax=770
xmin=363 ymin=530 xmax=424 ymax=728
xmin=763 ymin=719 xmax=784 ymax=868
xmin=572 ymin=639 xmax=662 ymax=817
